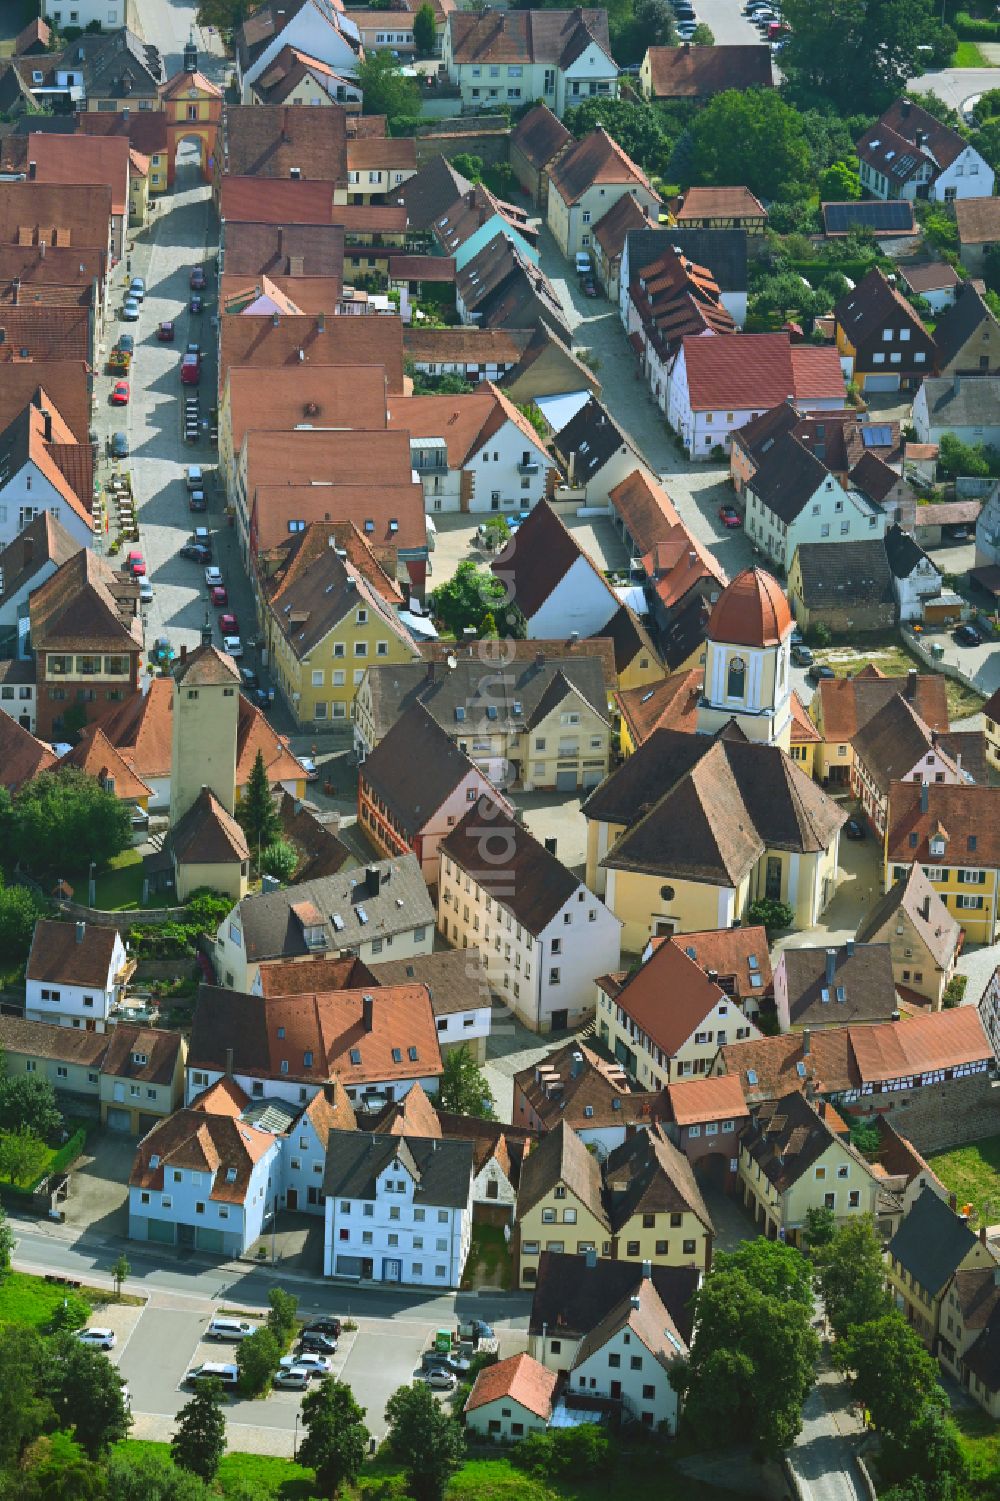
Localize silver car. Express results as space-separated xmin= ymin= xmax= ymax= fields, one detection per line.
xmin=274 ymin=1367 xmax=311 ymax=1391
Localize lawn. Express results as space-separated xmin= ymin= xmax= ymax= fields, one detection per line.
xmin=928 ymin=1134 xmax=1000 ymax=1226
xmin=0 ymin=1271 xmax=99 ymax=1329
xmin=953 ymin=40 xmax=991 ymax=65
xmin=461 ymin=1223 xmax=514 ymax=1291
xmin=85 ymin=849 xmax=162 ymax=912
xmin=953 ymin=1406 xmax=1000 ymax=1486
xmin=0 ymin=1120 xmax=87 ymax=1191
xmin=120 ymin=1443 xmax=315 ymax=1499
xmin=813 ymin=639 xmax=985 ymax=721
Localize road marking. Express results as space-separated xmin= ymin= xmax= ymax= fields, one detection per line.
xmin=113 ymin=1300 xmax=145 ymax=1371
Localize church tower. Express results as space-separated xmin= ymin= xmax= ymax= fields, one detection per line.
xmin=696 ymin=567 xmax=793 ymax=750
xmin=169 ymin=641 xmax=241 ymax=826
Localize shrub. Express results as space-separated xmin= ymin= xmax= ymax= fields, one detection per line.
xmin=954 ymin=10 xmax=1000 ymax=40
xmin=747 ymin=897 xmax=794 ymax=935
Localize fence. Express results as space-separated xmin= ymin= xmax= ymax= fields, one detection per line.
xmin=56 ymin=898 xmax=187 ymax=929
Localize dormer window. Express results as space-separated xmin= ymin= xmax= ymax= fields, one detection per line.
xmin=150 ymin=1154 xmax=160 ymax=1169
xmin=132 ymin=1052 xmax=147 ymax=1066
xmin=929 ymin=836 xmax=945 ymax=857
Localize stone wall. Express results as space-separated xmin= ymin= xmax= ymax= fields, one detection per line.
xmin=56 ymin=900 xmax=186 ymax=930
xmin=413 ymin=117 xmax=510 ymax=167
xmin=854 ymin=1071 xmax=1000 ymax=1155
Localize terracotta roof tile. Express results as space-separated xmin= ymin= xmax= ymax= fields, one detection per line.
xmin=170 ymin=789 xmax=249 ymax=866
xmin=0 ymin=180 xmax=112 ymax=258
xmin=613 ymin=940 xmax=727 ymax=1056
xmin=226 ymin=363 xmax=387 ymax=462
xmin=19 ymin=132 xmax=129 ymax=218
xmin=256 ymin=954 xmax=375 ymax=997
xmin=887 ymin=779 xmax=1000 ymax=868
xmin=682 ymin=332 xmax=843 ymax=411
xmin=30 ymin=550 xmax=141 ymax=654
xmin=0 ymin=305 xmax=92 ymax=363
xmin=592 ymin=191 xmax=656 ymax=259
xmin=549 ymin=126 xmax=658 ymax=208
xmin=663 ymin=1072 xmax=749 ymax=1126
xmin=26 ymin=917 xmax=123 ymax=987
xmin=672 ymin=925 xmax=773 ymax=1003
xmin=835 ymin=266 xmax=931 ymax=346
xmin=789 ymin=691 xmax=821 ymax=744
xmin=466 ymin=1352 xmax=557 ymax=1419
xmin=855 ymin=863 xmax=960 ymax=971
xmin=510 ymin=103 xmax=572 ymax=171
xmin=220 ymin=176 xmax=336 ymax=226
xmin=224 ymin=104 xmax=343 ymax=181
xmin=955 ymin=197 xmax=1000 ymax=245
xmin=442 ymin=797 xmax=590 ymax=937
xmin=56 ymin=728 xmax=153 ymax=803
xmin=0 ymin=713 xmax=56 ymax=794
xmin=223 ymin=220 xmax=345 ymax=279
xmin=130 ymin=1108 xmax=275 ymax=1203
xmin=490 ymin=499 xmax=612 ymax=620
xmin=0 ymin=1014 xmax=108 ymax=1068
xmin=645 ymin=42 xmax=773 ymax=96
xmin=676 ymin=185 xmax=766 ymax=221
xmin=515 ymin=1038 xmax=654 ymax=1132
xmin=448 ymin=8 xmax=612 ymax=66
xmin=220 ymin=311 xmax=404 ymax=390
xmin=0 ymin=368 xmax=91 ymax=445
xmin=815 ymin=669 xmax=948 ymax=743
xmin=616 ymin=668 xmax=702 ymax=744
xmin=251 ymin=480 xmax=425 ymax=556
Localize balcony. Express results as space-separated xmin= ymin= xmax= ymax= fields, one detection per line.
xmin=517 ymin=461 xmax=540 ymax=475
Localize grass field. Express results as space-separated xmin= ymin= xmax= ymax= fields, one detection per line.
xmin=953 ymin=1406 xmax=1000 ymax=1485
xmin=461 ymin=1224 xmax=514 ymax=1291
xmin=85 ymin=849 xmax=162 ymax=912
xmin=118 ymin=1444 xmax=745 ymax=1501
xmin=813 ymin=640 xmax=985 ymax=721
xmin=928 ymin=1134 xmax=1000 ymax=1226
xmin=0 ymin=1271 xmax=99 ymax=1329
xmin=953 ymin=40 xmax=992 ymax=65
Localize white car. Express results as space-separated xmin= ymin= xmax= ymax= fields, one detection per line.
xmin=139 ymin=580 xmax=153 ymax=604
xmin=204 ymin=566 xmax=223 ymax=588
xmin=279 ymin=1353 xmax=332 ymax=1377
xmin=274 ymin=1367 xmax=311 ymax=1391
xmin=76 ymin=1327 xmax=116 ymax=1350
xmin=574 ymin=252 xmax=592 ymax=275
xmin=425 ymin=1367 xmax=458 ymax=1391
xmin=223 ymin=634 xmax=243 ymax=658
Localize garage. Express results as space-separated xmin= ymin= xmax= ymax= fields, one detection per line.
xmin=105 ymin=1107 xmax=132 ymax=1133
xmin=555 ymin=769 xmax=577 ymax=792
xmin=863 ymin=373 xmax=901 ymax=393
xmin=582 ymin=766 xmax=605 ymax=789
xmin=145 ymin=1218 xmax=175 ymax=1245
xmin=196 ymin=1227 xmax=226 ymax=1254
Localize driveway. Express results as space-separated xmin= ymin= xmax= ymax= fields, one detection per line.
xmin=910 ymin=66 xmax=1000 ymax=116
xmin=132 ymin=0 xmax=227 ymax=76
xmin=700 ymin=1183 xmax=758 ymax=1253
xmin=775 ymin=820 xmax=884 ymax=954
xmin=787 ymin=1358 xmax=868 ymax=1501
xmin=692 ymin=0 xmax=766 ymax=45
xmin=62 ymin=1129 xmax=137 ymax=1238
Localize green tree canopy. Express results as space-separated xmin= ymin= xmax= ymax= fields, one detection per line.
xmin=438 ymin=1044 xmax=495 ymax=1118
xmin=780 ymin=0 xmax=955 ymax=114
xmin=298 ymin=1377 xmax=370 ymax=1497
xmin=385 ymin=1381 xmax=465 ymax=1501
xmin=0 ymin=879 xmax=47 ymax=965
xmin=260 ymin=840 xmax=297 ymax=884
xmin=687 ymin=89 xmax=812 ymax=200
xmin=44 ymin=1333 xmax=132 ymax=1457
xmin=0 ymin=1128 xmax=48 ymax=1188
xmin=0 ymin=1324 xmax=54 ymax=1466
xmin=430 ymin=560 xmax=525 ymax=639
xmin=266 ymin=1287 xmax=298 ymax=1347
xmin=0 ymin=1073 xmax=63 ymax=1141
xmin=670 ymin=1241 xmax=818 ymax=1455
xmin=413 ymin=2 xmax=436 ymax=56
xmin=195 ymin=0 xmax=247 ymax=33
xmin=171 ymin=1378 xmax=227 ymax=1482
xmin=879 ymin=1402 xmax=968 ymax=1500
xmin=819 ymin=160 xmax=862 ymax=200
xmin=106 ymin=1445 xmax=213 ymax=1500
xmin=236 ymin=1327 xmax=281 ymax=1397
xmin=563 ymin=97 xmax=673 ymax=176
xmin=238 ymin=749 xmax=280 ymax=860
xmin=834 ymin=1311 xmax=942 ymax=1440
xmin=12 ymin=768 xmax=131 ymax=874
xmin=18 ymin=1430 xmax=106 ymax=1501
xmin=356 ymin=52 xmax=420 ymax=126
xmin=816 ymin=1215 xmax=892 ymax=1337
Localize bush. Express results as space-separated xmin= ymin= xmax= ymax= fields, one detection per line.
xmin=807 ymin=621 xmax=832 ymax=647
xmin=515 ymin=1425 xmax=612 ymax=1478
xmin=747 ymin=897 xmax=794 ymax=935
xmin=260 ymin=841 xmax=297 ymax=884
xmin=954 ymin=10 xmax=1000 ymax=39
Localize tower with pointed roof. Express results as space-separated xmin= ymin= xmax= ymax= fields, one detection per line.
xmin=696 ymin=567 xmax=793 ymax=750
xmin=170 ymin=643 xmax=241 ymax=826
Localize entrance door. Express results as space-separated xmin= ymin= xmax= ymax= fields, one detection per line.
xmin=287 ymin=1188 xmax=298 ymax=1211
xmin=382 ymin=1257 xmax=402 ymax=1283
xmin=765 ymin=856 xmax=782 ymax=901
xmin=551 ymin=1009 xmax=568 ymax=1031
xmin=610 ymin=1380 xmax=622 ymax=1399
xmin=178 ymin=1223 xmax=195 ymax=1248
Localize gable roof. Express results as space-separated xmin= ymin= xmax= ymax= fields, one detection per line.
xmin=955 ymin=197 xmax=1000 ymax=245
xmin=572 ymin=1274 xmax=688 ymax=1377
xmin=220 ymin=308 xmax=404 ymax=391
xmin=510 ymin=103 xmax=572 ymax=171
xmin=170 ymin=789 xmax=250 ymax=867
xmin=0 ymin=507 xmax=81 ymax=610
xmin=131 ymin=1108 xmax=276 ymax=1203
xmin=676 ymin=186 xmax=767 ymax=223
xmin=855 ymin=863 xmax=960 ymax=970
xmin=371 ymin=947 xmax=494 ymax=1019
xmin=616 ymin=668 xmax=702 ymax=745
xmin=29 ymin=550 xmax=141 ymax=654
xmin=518 ymin=1118 xmax=609 ymax=1226
xmin=852 ymin=691 xmax=951 ymax=796
xmin=529 ymin=1249 xmax=700 ymax=1345
xmin=394 ymin=153 xmax=472 ymax=232
xmin=933 ymin=282 xmax=1000 ymax=370
xmin=613 ymin=939 xmax=728 ymax=1055
xmin=0 ymin=713 xmax=56 ymax=794
xmin=920 ymin=375 xmax=1000 ymax=426
xmin=835 ymin=266 xmax=930 ymax=346
xmin=549 ymin=127 xmax=657 ymax=208
xmin=0 ymin=399 xmax=94 ymax=525
xmin=26 ymin=917 xmax=122 ymax=987
xmin=448 ymin=8 xmax=613 ymax=67
xmin=16 ymin=131 xmax=130 ymax=219
xmin=360 ymin=702 xmax=508 ymax=839
xmin=465 ymin=1352 xmax=557 ymax=1418
xmin=442 ymin=798 xmax=585 ymax=936
xmin=644 ymin=42 xmax=772 ymax=96
xmin=682 ymin=332 xmax=844 ymax=411
xmin=322 ymin=1128 xmax=472 ymax=1207
xmin=742 ymin=1090 xmax=863 ymax=1193
xmin=514 ymin=1038 xmax=654 ymax=1132
xmin=887 ymin=779 xmax=1000 ymax=870
xmin=859 ymin=98 xmax=969 ymax=185
xmin=793 ymin=539 xmax=894 ymax=610
xmin=778 ymin=942 xmax=898 ymax=1028
xmin=663 ymin=1072 xmax=749 ymax=1127
xmin=816 ymin=666 xmax=948 ymax=743
xmin=55 ymin=727 xmax=154 ymax=804
xmin=606 ymin=1125 xmax=713 ymax=1233
xmin=490 ymin=498 xmax=614 ymax=620
xmin=673 ymin=925 xmax=773 ymax=1002
xmin=592 ymin=192 xmax=657 ymax=261
xmin=747 ymin=431 xmax=839 ymax=524
xmin=888 ymin=1186 xmax=981 ymax=1295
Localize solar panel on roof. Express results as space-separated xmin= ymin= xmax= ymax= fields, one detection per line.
xmin=823 ymin=201 xmax=913 ymax=234
xmin=861 ymin=425 xmax=892 ymax=448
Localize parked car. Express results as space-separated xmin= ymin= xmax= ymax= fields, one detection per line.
xmin=278 ymin=1353 xmax=332 ymax=1377
xmin=157 ymin=321 xmax=175 ymax=342
xmin=955 ymin=623 xmax=982 ymax=646
xmin=186 ymin=466 xmax=204 ymax=490
xmin=190 ymin=265 xmax=207 ymax=290
xmin=675 ymin=20 xmax=697 ymax=34
xmin=806 ymin=663 xmax=836 ymax=685
xmin=421 ymin=1352 xmax=471 ymax=1376
xmin=790 ymin=643 xmax=813 ymax=666
xmin=190 ymin=294 xmax=203 ymax=314
xmin=303 ymin=1318 xmax=343 ymax=1339
xmin=580 ymin=276 xmax=598 ymax=298
xmin=274 ymin=1367 xmax=311 ymax=1392
xmin=218 ymin=613 xmax=239 ymax=635
xmin=122 ymin=299 xmax=139 ymax=321
xmin=574 ymin=251 xmax=592 ymax=275
xmin=186 ymin=1362 xmax=238 ymax=1387
xmin=205 ymin=566 xmax=224 ymax=588
xmin=126 ymin=550 xmax=146 ymax=577
xmin=189 ymin=490 xmax=206 ymax=512
xmin=223 ymin=634 xmax=243 ymax=658
xmin=111 ymin=380 xmax=130 ymax=406
xmin=139 ymin=580 xmax=154 ymax=605
xmin=76 ymin=1328 xmax=116 ymax=1350
xmin=129 ymin=276 xmax=145 ymax=303
xmin=117 ymin=333 xmax=135 ymax=355
xmin=207 ymin=1318 xmax=255 ymax=1342
xmin=425 ymin=1368 xmax=458 ymax=1391
xmin=718 ymin=503 xmax=741 ymax=528
xmin=299 ymin=1331 xmax=337 ymax=1354
xmin=844 ymin=818 xmax=866 ymax=841
xmin=181 ymin=352 xmax=201 ymax=386
xmin=111 ymin=432 xmax=129 ymax=458
xmin=299 ymin=755 xmax=318 ymax=780
xmin=211 ymin=585 xmax=229 ymax=607
xmin=180 ymin=542 xmax=212 ymax=563
xmin=187 ymin=341 xmax=201 ymax=358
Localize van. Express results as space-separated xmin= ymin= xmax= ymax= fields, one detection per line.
xmin=181 ymin=353 xmax=201 ymax=386
xmin=186 ymin=1362 xmax=238 ymax=1387
xmin=206 ymin=1317 xmax=254 ymax=1342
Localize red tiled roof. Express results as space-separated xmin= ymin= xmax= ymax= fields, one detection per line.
xmin=682 ymin=332 xmax=843 ymax=410
xmin=707 ymin=567 xmax=791 ymax=647
xmin=220 ymin=177 xmax=335 ymax=225
xmin=663 ymin=1073 xmax=749 ymax=1126
xmin=614 ymin=940 xmax=727 ymax=1056
xmin=676 ymin=186 xmax=766 ymax=221
xmin=465 ymin=1352 xmax=557 ymax=1418
xmin=645 ymin=42 xmax=773 ymax=97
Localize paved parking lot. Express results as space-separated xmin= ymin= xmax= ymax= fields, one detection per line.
xmin=62 ymin=1129 xmax=135 ymax=1237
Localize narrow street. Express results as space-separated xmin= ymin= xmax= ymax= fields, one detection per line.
xmin=787 ymin=1355 xmax=870 ymax=1501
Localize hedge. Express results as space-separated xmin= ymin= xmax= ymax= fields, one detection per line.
xmin=955 ymin=11 xmax=1000 ymax=39
xmin=2 ymin=1127 xmax=88 ymax=1197
xmin=788 ymin=259 xmax=880 ymax=285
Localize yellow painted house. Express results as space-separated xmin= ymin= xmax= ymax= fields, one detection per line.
xmin=260 ymin=525 xmax=419 ymax=730
xmin=738 ymin=1091 xmax=880 ymax=1247
xmin=886 ymin=1186 xmax=998 ymax=1350
xmin=809 ymin=667 xmax=950 ymax=788
xmin=885 ymin=779 xmax=1000 ymax=946
xmin=515 ymin=1121 xmax=610 ymax=1289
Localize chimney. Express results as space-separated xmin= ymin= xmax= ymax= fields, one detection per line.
xmin=324 ymin=1081 xmax=336 ymax=1105
xmin=75 ymin=920 xmax=85 ymax=943
xmin=28 ymin=160 xmax=36 ymax=180
xmin=366 ymin=864 xmax=382 ymax=897
xmin=180 ymin=643 xmax=188 ymax=663
xmin=817 ymin=1099 xmax=826 ymax=1121
xmin=846 ymin=939 xmax=855 ymax=958
xmin=534 ymin=652 xmax=545 ymax=670
xmin=41 ymin=408 xmax=52 ymax=444
xmin=317 ymin=311 xmax=326 ymax=333
xmin=568 ymin=630 xmax=579 ymax=646
xmin=544 ymin=836 xmax=557 ymax=855
xmin=39 ymin=239 xmax=45 ymax=258
xmin=362 ymin=993 xmax=374 ymax=1031
xmin=272 ymin=311 xmax=280 ymax=328
xmin=282 ymin=106 xmax=290 ymax=143
xmin=225 ymin=1046 xmax=234 ymax=1076
xmin=802 ymin=1027 xmax=811 ymax=1057
xmin=641 ymin=1258 xmax=651 ymax=1280
xmin=570 ymin=1051 xmax=583 ymax=1078
xmin=920 ymin=782 xmax=929 ymax=814
xmin=825 ymin=948 xmax=836 ymax=984
xmin=920 ymin=896 xmax=931 ymax=921
xmin=915 ymin=129 xmax=926 ymax=150
xmin=22 ymin=535 xmax=33 ymax=566
xmin=981 ymin=1226 xmax=989 ymax=1245
xmin=906 ymin=669 xmax=917 ymax=699
xmin=901 ymin=100 xmax=912 ymax=117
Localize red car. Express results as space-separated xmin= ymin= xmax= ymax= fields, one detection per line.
xmin=111 ymin=380 xmax=130 ymax=406
xmin=718 ymin=504 xmax=742 ymax=529
xmin=189 ymin=266 xmax=207 ymax=290
xmin=157 ymin=321 xmax=175 ymax=342
xmin=126 ymin=550 xmax=146 ymax=577
xmin=218 ymin=612 xmax=239 ymax=634
xmin=209 ymin=585 xmax=228 ymax=607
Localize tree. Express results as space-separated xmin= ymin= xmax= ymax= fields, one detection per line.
xmin=0 ymin=1127 xmax=48 ymax=1187
xmin=238 ymin=750 xmax=280 ymax=861
xmin=938 ymin=433 xmax=999 ymax=481
xmin=879 ymin=1403 xmax=968 ymax=1499
xmin=112 ymin=1251 xmax=130 ymax=1298
xmin=0 ymin=880 xmax=47 ymax=964
xmin=984 ymin=244 xmax=1000 ymax=296
xmin=297 ymin=1377 xmax=370 ymax=1497
xmin=670 ymin=1241 xmax=818 ymax=1456
xmin=18 ymin=1430 xmax=106 ymax=1501
xmin=848 ymin=1119 xmax=880 ymax=1156
xmin=106 ymin=1445 xmax=213 ymax=1500
xmin=385 ymin=1382 xmax=465 ymax=1501
xmin=688 ymin=90 xmax=811 ymax=200
xmin=195 ymin=0 xmax=248 ymax=33
xmin=563 ymin=97 xmax=672 ymax=176
xmin=747 ymin=897 xmax=794 ymax=936
xmin=834 ymin=1311 xmax=942 ymax=1440
xmin=816 ymin=1216 xmax=891 ymax=1337
xmin=413 ymin=1 xmax=436 ymax=55
xmin=48 ymin=1293 xmax=91 ymax=1334
xmin=45 ymin=1333 xmax=132 ymax=1457
xmin=236 ymin=1326 xmax=281 ymax=1397
xmin=12 ymin=768 xmax=132 ymax=874
xmin=803 ymin=1204 xmax=836 ymax=1253
xmin=452 ymin=152 xmax=484 ymax=182
xmin=0 ymin=1324 xmax=53 ymax=1465
xmin=780 ymin=0 xmax=953 ymax=114
xmin=260 ymin=840 xmax=297 ymax=884
xmin=171 ymin=1378 xmax=227 ymax=1483
xmin=0 ymin=1073 xmax=63 ymax=1140
xmin=266 ymin=1287 xmax=298 ymax=1347
xmin=438 ymin=1045 xmax=495 ymax=1118
xmin=430 ymin=560 xmax=525 ymax=639
xmin=690 ymin=22 xmax=715 ymax=42
xmin=356 ymin=52 xmax=420 ymax=126
xmin=819 ymin=159 xmax=862 ymax=200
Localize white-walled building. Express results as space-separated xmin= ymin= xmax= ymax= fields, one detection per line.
xmin=0 ymin=400 xmax=95 ymax=552
xmin=857 ymin=99 xmax=995 ymax=204
xmin=491 ymin=499 xmax=621 ymax=641
xmin=322 ymin=1130 xmax=474 ymax=1287
xmin=236 ymin=0 xmax=362 ymax=101
xmin=444 ymin=9 xmax=618 ymax=118
xmin=567 ymin=1276 xmax=686 ymax=1431
xmin=439 ymin=798 xmax=621 ymax=1033
xmin=25 ymin=919 xmax=129 ymax=1033
xmin=884 ymin=524 xmax=942 ymax=622
xmin=465 ymin=1353 xmax=557 ymax=1440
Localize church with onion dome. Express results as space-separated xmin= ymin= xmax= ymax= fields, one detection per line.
xmin=584 ymin=568 xmax=846 ymax=951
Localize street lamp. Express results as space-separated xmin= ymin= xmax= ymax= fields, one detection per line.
xmin=293 ymin=1411 xmax=299 ymax=1461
